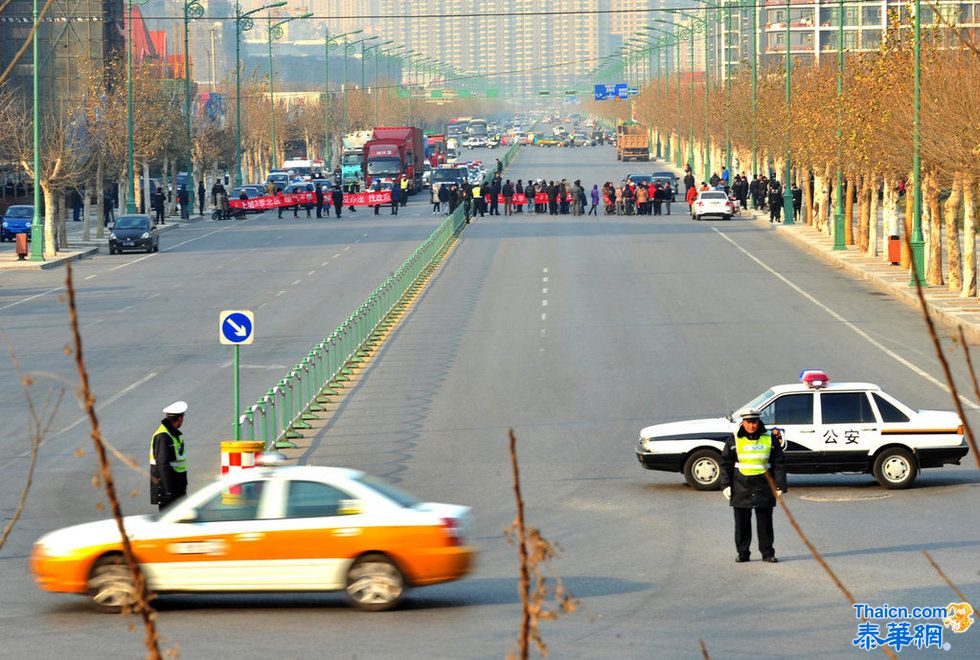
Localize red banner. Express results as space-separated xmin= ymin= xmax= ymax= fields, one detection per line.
xmin=229 ymin=191 xmax=392 ymax=210
xmin=526 ymin=192 xmax=574 ymax=204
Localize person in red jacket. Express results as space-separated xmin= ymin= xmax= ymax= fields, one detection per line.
xmin=686 ymin=184 xmax=698 ymax=212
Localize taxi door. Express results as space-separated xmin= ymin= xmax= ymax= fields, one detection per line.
xmin=254 ymin=479 xmax=371 ymax=590
xmin=758 ymin=392 xmax=817 ymax=469
xmin=816 ymin=391 xmax=881 ymax=469
xmin=138 ymin=479 xmax=277 ymax=591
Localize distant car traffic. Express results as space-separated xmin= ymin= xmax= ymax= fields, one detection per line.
xmin=108 ymin=215 xmax=159 ymax=254
xmin=422 ymin=162 xmax=433 ymax=188
xmin=430 ymin=166 xmax=468 ymax=197
xmin=463 ymin=136 xmax=491 ymax=148
xmin=265 ymin=172 xmax=290 ymax=192
xmin=635 ymin=370 xmax=968 ymax=490
xmin=30 ymin=464 xmax=475 ymax=612
xmin=691 ymin=190 xmax=734 ymax=221
xmin=1 ymin=205 xmax=35 ymax=241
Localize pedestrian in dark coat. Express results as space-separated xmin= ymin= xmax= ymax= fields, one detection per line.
xmin=390 ymin=181 xmax=400 ymax=214
xmin=198 ymin=180 xmax=206 ymax=215
xmin=438 ymin=183 xmax=450 ymax=214
xmin=315 ymin=184 xmax=324 ymax=218
xmin=331 ymin=186 xmax=344 ymax=218
xmin=489 ymin=179 xmax=501 ymax=215
xmin=719 ymin=409 xmax=786 ymax=562
xmin=792 ymin=183 xmax=802 ymax=222
xmin=515 ymin=179 xmax=524 ymax=213
xmin=651 ymin=183 xmax=664 ymax=216
xmin=448 ymin=185 xmax=459 ymax=214
xmin=768 ymin=187 xmax=783 ymax=223
xmin=152 ymin=189 xmax=166 ymax=225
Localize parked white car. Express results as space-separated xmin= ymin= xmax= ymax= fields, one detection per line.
xmin=691 ymin=190 xmax=733 ymax=221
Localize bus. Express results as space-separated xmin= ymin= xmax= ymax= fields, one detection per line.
xmin=466 ymin=119 xmax=488 ymax=138
xmin=447 ymin=117 xmax=471 ymax=139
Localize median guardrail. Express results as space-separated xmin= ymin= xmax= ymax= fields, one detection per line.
xmin=239 ymin=142 xmax=521 ymax=450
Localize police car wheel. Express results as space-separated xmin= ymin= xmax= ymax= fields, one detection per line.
xmin=872 ymin=447 xmax=918 ymax=489
xmin=683 ymin=449 xmax=722 ymax=491
xmin=346 ymin=553 xmax=405 ymax=612
xmin=87 ymin=554 xmax=138 ymax=613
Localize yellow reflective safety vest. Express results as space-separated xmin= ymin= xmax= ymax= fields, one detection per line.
xmin=472 ymin=184 xmax=482 ymax=198
xmin=400 ymin=177 xmax=409 ymax=192
xmin=734 ymin=433 xmax=772 ymax=476
xmin=150 ymin=423 xmax=187 ymax=473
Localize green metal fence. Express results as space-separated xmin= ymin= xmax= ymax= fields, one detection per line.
xmin=240 ymin=142 xmax=521 ymax=450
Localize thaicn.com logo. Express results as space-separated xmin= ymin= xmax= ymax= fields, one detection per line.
xmin=852 ymin=602 xmax=975 ymax=652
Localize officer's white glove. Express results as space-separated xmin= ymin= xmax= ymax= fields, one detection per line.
xmin=776 ymin=490 xmax=785 ymax=498
xmin=723 ymin=487 xmax=731 ymax=500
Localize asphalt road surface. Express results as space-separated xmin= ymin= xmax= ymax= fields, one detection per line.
xmin=2 ymin=144 xmax=978 ymax=658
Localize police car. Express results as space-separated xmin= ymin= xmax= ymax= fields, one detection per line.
xmin=635 ymin=370 xmax=968 ymax=491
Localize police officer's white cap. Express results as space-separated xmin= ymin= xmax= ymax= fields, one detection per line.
xmin=740 ymin=409 xmax=761 ymax=420
xmin=163 ymin=401 xmax=188 ymax=416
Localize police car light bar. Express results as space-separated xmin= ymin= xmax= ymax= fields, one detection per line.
xmin=800 ymin=369 xmax=829 ymax=389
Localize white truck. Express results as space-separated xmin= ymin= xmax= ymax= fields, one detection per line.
xmin=341 ymin=131 xmax=373 ymax=185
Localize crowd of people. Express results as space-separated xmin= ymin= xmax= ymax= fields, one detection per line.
xmin=682 ymin=166 xmax=803 ymax=224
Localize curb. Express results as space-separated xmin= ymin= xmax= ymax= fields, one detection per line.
xmin=0 ymin=245 xmax=100 ymax=271
xmin=745 ymin=209 xmax=980 ymax=346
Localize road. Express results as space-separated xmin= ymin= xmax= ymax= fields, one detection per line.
xmin=2 ymin=144 xmax=978 ymax=658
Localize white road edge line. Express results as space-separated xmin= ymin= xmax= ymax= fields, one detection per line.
xmin=541 ymin=313 xmax=547 ymax=321
xmin=713 ymin=227 xmax=980 ymax=410
xmin=47 ymin=372 xmax=159 ymax=441
xmin=0 ymin=285 xmax=63 ymax=312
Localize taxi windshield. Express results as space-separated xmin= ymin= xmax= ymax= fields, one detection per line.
xmin=354 ymin=474 xmax=419 ymax=508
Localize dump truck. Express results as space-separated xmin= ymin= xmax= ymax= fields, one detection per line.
xmin=616 ymin=121 xmax=649 ymax=162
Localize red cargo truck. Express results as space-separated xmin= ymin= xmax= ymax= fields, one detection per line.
xmin=362 ymin=127 xmax=424 ymax=194
xmin=426 ymin=134 xmax=447 ymax=167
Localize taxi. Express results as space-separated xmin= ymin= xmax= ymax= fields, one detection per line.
xmin=31 ymin=464 xmax=475 ymax=612
xmin=635 ymin=370 xmax=968 ymax=491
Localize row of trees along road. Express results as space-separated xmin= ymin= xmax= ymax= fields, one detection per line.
xmin=587 ymin=22 xmax=980 ymax=296
xmin=0 ymin=53 xmax=501 ymax=258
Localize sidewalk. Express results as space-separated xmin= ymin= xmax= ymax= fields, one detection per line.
xmin=742 ymin=206 xmax=980 ymax=345
xmin=651 ymin=156 xmax=980 ymax=345
xmin=0 ymin=211 xmax=204 ymax=271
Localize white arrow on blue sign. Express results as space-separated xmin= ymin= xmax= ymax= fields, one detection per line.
xmin=219 ymin=310 xmax=255 ymax=345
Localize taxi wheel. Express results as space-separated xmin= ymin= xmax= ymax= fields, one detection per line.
xmin=683 ymin=449 xmax=722 ymax=491
xmin=87 ymin=554 xmax=137 ymax=613
xmin=345 ymin=553 xmax=405 ymax=612
xmin=873 ymin=447 xmax=918 ymax=489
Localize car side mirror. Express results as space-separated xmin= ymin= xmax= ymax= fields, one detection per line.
xmin=337 ymin=499 xmax=363 ymax=516
xmin=176 ymin=508 xmax=199 ymax=523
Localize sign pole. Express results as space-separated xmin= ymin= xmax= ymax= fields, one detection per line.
xmin=234 ymin=344 xmax=241 ymax=440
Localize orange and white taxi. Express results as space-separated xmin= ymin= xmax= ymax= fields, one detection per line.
xmin=31 ymin=464 xmax=475 ymax=612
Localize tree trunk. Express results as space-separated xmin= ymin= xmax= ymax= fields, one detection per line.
xmin=117 ymin=173 xmax=127 ymax=219
xmin=142 ymin=159 xmax=151 ymax=215
xmin=857 ymin=174 xmax=870 ymax=253
xmin=844 ymin=175 xmax=855 ymax=246
xmin=803 ymin=166 xmax=813 ymax=225
xmin=83 ymin=180 xmax=92 ymax=242
xmin=902 ymin=174 xmax=914 ymax=269
xmin=96 ymin=161 xmax=105 ymax=239
xmin=42 ymin=185 xmax=57 ymax=257
xmin=963 ymin=174 xmax=976 ymax=297
xmin=867 ymin=174 xmax=880 ymax=257
xmin=926 ymin=171 xmax=943 ymax=286
xmin=945 ymin=173 xmax=963 ymax=292
xmin=57 ymin=192 xmax=68 ymax=250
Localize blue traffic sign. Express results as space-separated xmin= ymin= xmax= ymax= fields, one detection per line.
xmin=616 ymin=83 xmax=629 ymax=99
xmin=594 ymin=83 xmax=629 ymax=101
xmin=219 ymin=310 xmax=255 ymax=345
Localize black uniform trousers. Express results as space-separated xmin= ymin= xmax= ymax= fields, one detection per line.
xmin=734 ymin=507 xmax=774 ymax=559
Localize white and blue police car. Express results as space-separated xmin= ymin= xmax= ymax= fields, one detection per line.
xmin=635 ymin=370 xmax=968 ymax=491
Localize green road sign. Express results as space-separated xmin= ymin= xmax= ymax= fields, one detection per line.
xmin=539 ymin=90 xmax=550 ymax=96
xmin=565 ymin=90 xmax=577 ymax=96
xmin=430 ymin=89 xmax=443 ymax=99
xmin=486 ymin=88 xmax=498 ymax=98
xmin=459 ymin=90 xmax=473 ymax=98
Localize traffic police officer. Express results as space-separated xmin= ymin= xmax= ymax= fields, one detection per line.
xmin=719 ymin=409 xmax=786 ymax=563
xmin=150 ymin=401 xmax=188 ymax=511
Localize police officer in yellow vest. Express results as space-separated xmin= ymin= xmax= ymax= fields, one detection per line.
xmin=719 ymin=409 xmax=786 ymax=563
xmin=150 ymin=401 xmax=188 ymax=511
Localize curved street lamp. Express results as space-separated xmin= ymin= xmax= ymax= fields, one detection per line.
xmin=125 ymin=0 xmax=151 ymax=214
xmin=267 ymin=11 xmax=312 ymax=170
xmin=182 ymin=0 xmax=204 ymax=217
xmin=323 ymin=28 xmax=362 ymax=169
xmin=234 ymin=0 xmax=287 ymax=186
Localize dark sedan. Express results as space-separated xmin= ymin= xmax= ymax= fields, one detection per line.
xmin=109 ymin=215 xmax=159 ymax=254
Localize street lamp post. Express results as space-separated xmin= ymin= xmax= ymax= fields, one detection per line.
xmin=29 ymin=0 xmax=42 ymax=259
xmin=125 ymin=0 xmax=150 ymax=214
xmin=234 ymin=1 xmax=287 ymax=187
xmin=366 ymin=40 xmax=392 ymax=126
xmin=833 ymin=0 xmax=846 ymax=247
xmin=183 ymin=0 xmax=204 ymax=218
xmin=382 ymin=45 xmax=405 ymax=122
xmin=750 ymin=0 xmax=758 ymax=177
xmin=360 ymin=35 xmax=378 ymax=90
xmin=782 ymin=0 xmax=795 ymax=224
xmin=910 ymin=0 xmax=925 ymax=284
xmin=323 ymin=29 xmax=362 ymax=170
xmin=344 ymin=36 xmax=371 ymax=132
xmin=724 ymin=0 xmax=732 ymax=177
xmin=267 ymin=12 xmax=311 ymax=171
